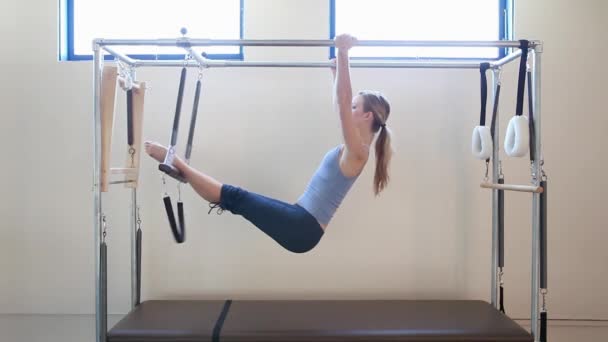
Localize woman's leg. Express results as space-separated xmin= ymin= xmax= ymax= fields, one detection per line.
xmin=219 ymin=185 xmax=324 ymax=253
xmin=144 ymin=142 xmax=324 ymax=253
xmin=145 ymin=141 xmax=222 ymax=203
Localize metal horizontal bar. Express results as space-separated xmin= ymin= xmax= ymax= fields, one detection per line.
xmin=132 ymin=59 xmax=487 ymax=69
xmin=102 ymin=46 xmax=136 ymax=66
xmin=110 ymin=180 xmax=136 ymax=185
xmin=481 ymin=182 xmax=544 ymax=193
xmin=493 ymin=49 xmax=523 ymax=68
xmin=95 ymin=38 xmax=532 ymax=48
xmin=184 ymin=46 xmax=208 ymax=66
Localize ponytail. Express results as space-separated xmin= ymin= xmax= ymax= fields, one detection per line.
xmin=374 ymin=125 xmax=392 ymax=195
xmin=360 ymin=90 xmax=393 ymax=196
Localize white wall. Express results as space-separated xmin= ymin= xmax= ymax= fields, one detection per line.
xmin=0 ymin=0 xmax=19 ymax=312
xmin=2 ymin=0 xmax=607 ymax=322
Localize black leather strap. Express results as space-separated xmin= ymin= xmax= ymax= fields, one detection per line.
xmin=163 ymin=196 xmax=186 ymax=243
xmin=515 ymin=40 xmax=530 ymax=117
xmin=479 ymin=63 xmax=491 ymax=126
xmin=213 ymin=300 xmax=233 ymax=342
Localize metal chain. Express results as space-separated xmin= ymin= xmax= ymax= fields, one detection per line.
xmin=540 ymin=159 xmax=547 ymax=181
xmin=498 ymin=161 xmax=504 ymax=180
xmin=484 ymin=160 xmax=490 ymax=182
xmin=102 ymin=214 xmax=109 ymax=243
xmin=499 ymin=268 xmax=504 ymax=286
xmin=117 ymin=61 xmax=134 ymax=91
xmin=496 ymin=67 xmax=503 ymax=86
xmin=541 ymin=288 xmax=548 ymax=311
xmin=530 ymin=161 xmax=537 ymax=183
xmin=129 ymin=147 xmax=136 ymax=167
xmin=136 ymin=206 xmax=142 ymax=230
xmin=162 ymin=175 xmax=168 ymax=196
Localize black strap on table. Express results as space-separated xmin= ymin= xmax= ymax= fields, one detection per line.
xmin=163 ymin=196 xmax=185 ymax=243
xmin=479 ymin=62 xmax=491 ymax=126
xmin=213 ymin=300 xmax=233 ymax=342
xmin=515 ymin=40 xmax=530 ymax=117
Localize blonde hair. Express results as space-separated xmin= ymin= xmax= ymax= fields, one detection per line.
xmin=359 ymin=91 xmax=393 ymax=196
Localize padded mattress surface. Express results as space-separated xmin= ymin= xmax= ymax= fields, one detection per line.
xmin=108 ymin=300 xmax=533 ymax=342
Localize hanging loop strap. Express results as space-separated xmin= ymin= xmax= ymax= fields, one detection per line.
xmin=479 ymin=62 xmax=491 ymax=126
xmin=172 ymin=67 xmax=187 ymax=147
xmin=185 ymin=78 xmax=202 ymax=163
xmin=515 ymin=40 xmax=530 ymax=117
xmin=472 ymin=63 xmax=496 ymax=161
xmin=504 ymin=40 xmax=531 ymax=158
xmin=163 ymin=196 xmax=186 ymax=243
xmin=160 ymin=67 xmax=188 ymax=183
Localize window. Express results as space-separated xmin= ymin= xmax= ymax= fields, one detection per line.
xmin=330 ymin=0 xmax=511 ymax=60
xmin=59 ymin=0 xmax=243 ymax=61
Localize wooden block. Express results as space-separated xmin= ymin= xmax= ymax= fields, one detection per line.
xmin=100 ymin=66 xmax=118 ymax=193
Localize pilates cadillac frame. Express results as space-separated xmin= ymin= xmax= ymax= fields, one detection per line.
xmin=92 ymin=37 xmax=546 ymax=342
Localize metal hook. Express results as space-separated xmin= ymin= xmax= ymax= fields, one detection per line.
xmin=498 ymin=160 xmax=504 ymax=179
xmin=495 ymin=67 xmax=503 ymax=86
xmin=129 ymin=147 xmax=136 ymax=167
xmin=162 ymin=175 xmax=168 ymax=196
xmin=498 ymin=268 xmax=504 ymax=286
xmin=484 ymin=160 xmax=490 ymax=182
xmin=102 ymin=214 xmax=108 ymax=242
xmin=530 ymin=161 xmax=538 ymax=182
xmin=540 ymin=159 xmax=547 ymax=181
xmin=136 ymin=206 xmax=142 ymax=229
xmin=540 ymin=289 xmax=548 ymax=311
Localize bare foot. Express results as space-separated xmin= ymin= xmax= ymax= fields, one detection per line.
xmin=144 ymin=141 xmax=168 ymax=163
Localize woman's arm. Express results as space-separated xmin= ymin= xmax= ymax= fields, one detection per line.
xmin=334 ymin=34 xmax=367 ymax=160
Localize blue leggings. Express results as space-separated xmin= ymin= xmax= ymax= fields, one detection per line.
xmin=213 ymin=184 xmax=324 ymax=253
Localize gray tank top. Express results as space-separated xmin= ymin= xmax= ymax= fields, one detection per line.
xmin=297 ymin=145 xmax=360 ymax=225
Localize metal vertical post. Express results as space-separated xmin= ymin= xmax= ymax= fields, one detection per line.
xmin=490 ymin=68 xmax=500 ymax=308
xmin=131 ymin=190 xmax=138 ymax=309
xmin=93 ymin=42 xmax=106 ymax=342
xmin=530 ymin=46 xmax=542 ymax=341
xmin=129 ymin=67 xmax=139 ymax=310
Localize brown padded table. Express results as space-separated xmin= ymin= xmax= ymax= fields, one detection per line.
xmin=108 ymin=300 xmax=227 ymax=342
xmin=107 ymin=300 xmax=533 ymax=342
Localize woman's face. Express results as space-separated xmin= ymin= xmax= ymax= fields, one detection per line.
xmin=351 ymin=95 xmax=369 ymax=122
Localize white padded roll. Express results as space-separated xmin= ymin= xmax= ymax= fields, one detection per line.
xmin=504 ymin=115 xmax=529 ymax=157
xmin=472 ymin=126 xmax=493 ymax=160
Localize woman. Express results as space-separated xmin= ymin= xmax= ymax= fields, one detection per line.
xmin=145 ymin=34 xmax=393 ymax=253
